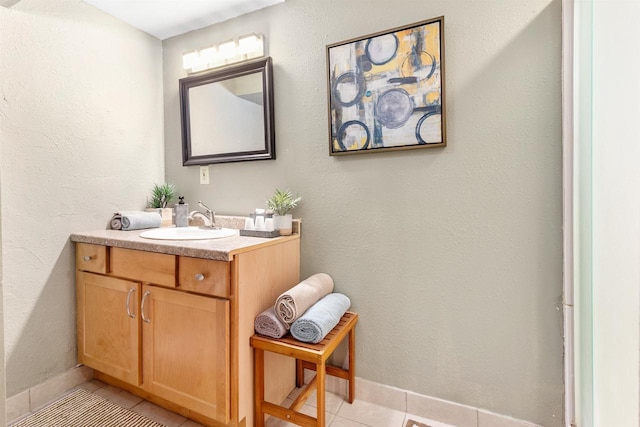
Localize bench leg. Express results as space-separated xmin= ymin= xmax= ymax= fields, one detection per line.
xmin=296 ymin=358 xmax=305 ymax=388
xmin=316 ymin=362 xmax=326 ymax=427
xmin=254 ymin=348 xmax=265 ymax=427
xmin=348 ymin=327 xmax=356 ymax=403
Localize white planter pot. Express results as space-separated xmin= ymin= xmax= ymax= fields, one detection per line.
xmin=273 ymin=214 xmax=293 ymax=236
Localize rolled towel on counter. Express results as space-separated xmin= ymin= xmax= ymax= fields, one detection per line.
xmin=254 ymin=307 xmax=288 ymax=339
xmin=111 ymin=211 xmax=162 ymax=231
xmin=290 ymin=293 xmax=351 ymax=344
xmin=275 ymin=273 xmax=334 ymax=327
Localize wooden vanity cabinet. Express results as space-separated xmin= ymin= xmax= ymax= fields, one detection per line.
xmin=75 ymin=237 xmax=299 ymax=427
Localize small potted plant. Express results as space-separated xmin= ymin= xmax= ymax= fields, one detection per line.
xmin=266 ymin=189 xmax=301 ymax=236
xmin=147 ymin=182 xmax=177 ymax=227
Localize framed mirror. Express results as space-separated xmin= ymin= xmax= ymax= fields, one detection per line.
xmin=179 ymin=57 xmax=275 ymax=165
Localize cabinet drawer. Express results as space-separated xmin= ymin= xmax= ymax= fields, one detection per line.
xmin=76 ymin=243 xmax=107 ymax=274
xmin=178 ymin=257 xmax=230 ymax=298
xmin=111 ymin=248 xmax=176 ymax=288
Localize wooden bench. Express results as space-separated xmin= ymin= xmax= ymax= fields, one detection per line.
xmin=250 ymin=311 xmax=358 ymax=427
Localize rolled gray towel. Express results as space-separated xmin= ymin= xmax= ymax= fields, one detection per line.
xmin=275 ymin=273 xmax=335 ymax=327
xmin=111 ymin=211 xmax=162 ymax=231
xmin=290 ymin=293 xmax=351 ymax=344
xmin=254 ymin=307 xmax=288 ymax=339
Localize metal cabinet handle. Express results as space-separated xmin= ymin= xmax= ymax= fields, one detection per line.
xmin=195 ymin=273 xmax=205 ymax=281
xmin=83 ymin=256 xmax=92 ymax=261
xmin=141 ymin=291 xmax=151 ymax=323
xmin=126 ymin=288 xmax=136 ymax=318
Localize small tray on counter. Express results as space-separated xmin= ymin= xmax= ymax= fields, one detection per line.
xmin=239 ymin=229 xmax=280 ymax=238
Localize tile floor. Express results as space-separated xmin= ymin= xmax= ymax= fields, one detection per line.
xmin=266 ymin=386 xmax=456 ymax=427
xmin=11 ymin=379 xmax=457 ymax=427
xmin=10 ymin=380 xmax=204 ymax=427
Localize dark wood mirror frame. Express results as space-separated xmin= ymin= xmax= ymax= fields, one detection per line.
xmin=179 ymin=56 xmax=275 ymax=165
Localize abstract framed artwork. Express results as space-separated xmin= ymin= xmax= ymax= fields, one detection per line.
xmin=326 ymin=16 xmax=446 ymax=155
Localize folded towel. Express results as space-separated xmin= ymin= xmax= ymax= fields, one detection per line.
xmin=275 ymin=273 xmax=334 ymax=327
xmin=254 ymin=307 xmax=288 ymax=339
xmin=111 ymin=211 xmax=162 ymax=231
xmin=290 ymin=293 xmax=351 ymax=344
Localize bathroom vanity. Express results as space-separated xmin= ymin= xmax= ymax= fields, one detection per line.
xmin=70 ymin=227 xmax=300 ymax=427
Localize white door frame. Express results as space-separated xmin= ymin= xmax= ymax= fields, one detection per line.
xmin=561 ymin=0 xmax=575 ymax=426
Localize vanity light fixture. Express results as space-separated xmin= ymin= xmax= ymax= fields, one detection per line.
xmin=182 ymin=33 xmax=264 ymax=74
xmin=191 ymin=46 xmax=220 ymax=72
xmin=238 ymin=33 xmax=263 ymax=55
xmin=182 ymin=50 xmax=198 ymax=70
xmin=217 ymin=39 xmax=237 ymax=59
xmin=199 ymin=46 xmax=217 ymax=62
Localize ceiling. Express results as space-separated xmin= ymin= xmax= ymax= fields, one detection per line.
xmin=0 ymin=0 xmax=22 ymax=7
xmin=82 ymin=0 xmax=284 ymax=40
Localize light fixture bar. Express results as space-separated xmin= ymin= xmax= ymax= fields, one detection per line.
xmin=182 ymin=33 xmax=264 ymax=74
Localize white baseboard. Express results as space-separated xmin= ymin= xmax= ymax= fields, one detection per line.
xmin=6 ymin=365 xmax=93 ymax=423
xmin=308 ymin=370 xmax=541 ymax=427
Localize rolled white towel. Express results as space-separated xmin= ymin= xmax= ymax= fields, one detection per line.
xmin=275 ymin=273 xmax=334 ymax=327
xmin=254 ymin=307 xmax=288 ymax=339
xmin=111 ymin=211 xmax=162 ymax=231
xmin=290 ymin=293 xmax=351 ymax=344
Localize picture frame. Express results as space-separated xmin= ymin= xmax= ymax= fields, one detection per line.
xmin=326 ymin=16 xmax=446 ymax=155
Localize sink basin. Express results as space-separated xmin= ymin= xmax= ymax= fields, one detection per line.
xmin=139 ymin=227 xmax=238 ymax=240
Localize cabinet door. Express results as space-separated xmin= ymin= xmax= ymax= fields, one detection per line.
xmin=141 ymin=285 xmax=230 ymax=423
xmin=77 ymin=271 xmax=140 ymax=386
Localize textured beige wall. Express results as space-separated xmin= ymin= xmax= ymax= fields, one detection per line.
xmin=164 ymin=1 xmax=563 ymax=425
xmin=0 ymin=0 xmax=164 ymax=396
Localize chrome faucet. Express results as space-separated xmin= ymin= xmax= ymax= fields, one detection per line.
xmin=189 ymin=201 xmax=218 ymax=229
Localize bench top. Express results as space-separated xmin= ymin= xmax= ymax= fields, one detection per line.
xmin=250 ymin=312 xmax=358 ymax=363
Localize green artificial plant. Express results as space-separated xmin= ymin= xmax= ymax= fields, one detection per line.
xmin=266 ymin=189 xmax=302 ymax=216
xmin=148 ymin=182 xmax=177 ymax=208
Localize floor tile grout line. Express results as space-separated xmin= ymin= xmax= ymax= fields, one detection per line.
xmin=334 ymin=396 xmax=344 ymax=416
xmin=405 ymin=388 xmax=408 ymax=415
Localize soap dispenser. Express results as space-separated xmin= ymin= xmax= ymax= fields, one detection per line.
xmin=175 ymin=196 xmax=189 ymax=227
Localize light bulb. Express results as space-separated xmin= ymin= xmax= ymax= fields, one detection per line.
xmin=200 ymin=46 xmax=217 ymax=63
xmin=218 ymin=40 xmax=237 ymax=59
xmin=182 ymin=50 xmax=199 ymax=70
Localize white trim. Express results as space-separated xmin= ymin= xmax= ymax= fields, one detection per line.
xmin=319 ymin=373 xmax=542 ymax=427
xmin=562 ymin=0 xmax=576 ymax=426
xmin=6 ymin=366 xmax=93 ymax=424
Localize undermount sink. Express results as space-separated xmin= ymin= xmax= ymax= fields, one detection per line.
xmin=139 ymin=227 xmax=238 ymax=240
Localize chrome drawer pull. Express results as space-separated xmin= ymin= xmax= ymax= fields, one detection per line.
xmin=141 ymin=291 xmax=151 ymax=323
xmin=195 ymin=273 xmax=205 ymax=281
xmin=83 ymin=256 xmax=92 ymax=261
xmin=126 ymin=288 xmax=136 ymax=318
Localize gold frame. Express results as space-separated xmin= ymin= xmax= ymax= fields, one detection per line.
xmin=326 ymin=16 xmax=446 ymax=156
